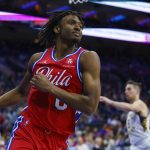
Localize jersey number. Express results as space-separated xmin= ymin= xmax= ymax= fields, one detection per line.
xmin=55 ymin=98 xmax=67 ymax=110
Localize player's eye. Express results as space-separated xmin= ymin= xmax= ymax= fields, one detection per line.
xmin=69 ymin=20 xmax=76 ymax=25
xmin=68 ymin=20 xmax=83 ymax=28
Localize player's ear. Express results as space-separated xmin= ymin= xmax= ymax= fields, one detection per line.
xmin=53 ymin=25 xmax=60 ymax=34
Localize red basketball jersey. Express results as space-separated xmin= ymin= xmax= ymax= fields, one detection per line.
xmin=24 ymin=47 xmax=85 ymax=136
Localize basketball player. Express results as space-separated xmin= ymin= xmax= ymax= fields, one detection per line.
xmin=100 ymin=80 xmax=150 ymax=150
xmin=0 ymin=11 xmax=101 ymax=150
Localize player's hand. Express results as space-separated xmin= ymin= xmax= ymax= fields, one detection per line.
xmin=30 ymin=73 xmax=53 ymax=93
xmin=99 ymin=96 xmax=111 ymax=104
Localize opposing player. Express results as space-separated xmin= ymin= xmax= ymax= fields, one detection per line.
xmin=100 ymin=80 xmax=150 ymax=150
xmin=0 ymin=11 xmax=101 ymax=150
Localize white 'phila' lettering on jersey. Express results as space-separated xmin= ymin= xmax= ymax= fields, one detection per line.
xmin=36 ymin=66 xmax=72 ymax=86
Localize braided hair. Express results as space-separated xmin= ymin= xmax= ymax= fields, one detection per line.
xmin=38 ymin=10 xmax=84 ymax=48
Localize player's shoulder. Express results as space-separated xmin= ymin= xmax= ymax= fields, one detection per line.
xmin=138 ymin=99 xmax=148 ymax=108
xmin=134 ymin=99 xmax=145 ymax=105
xmin=80 ymin=49 xmax=99 ymax=61
xmin=81 ymin=48 xmax=98 ymax=55
xmin=30 ymin=47 xmax=53 ymax=61
xmin=136 ymin=100 xmax=149 ymax=117
xmin=29 ymin=52 xmax=43 ymax=62
xmin=80 ymin=49 xmax=100 ymax=71
xmin=28 ymin=52 xmax=43 ymax=69
xmin=30 ymin=52 xmax=43 ymax=61
xmin=133 ymin=100 xmax=147 ymax=111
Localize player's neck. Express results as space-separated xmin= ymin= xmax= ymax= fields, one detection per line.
xmin=54 ymin=41 xmax=77 ymax=59
xmin=132 ymin=96 xmax=140 ymax=103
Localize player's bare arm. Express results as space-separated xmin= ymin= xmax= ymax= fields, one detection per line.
xmin=30 ymin=51 xmax=101 ymax=115
xmin=0 ymin=52 xmax=42 ymax=107
xmin=100 ymin=96 xmax=147 ymax=114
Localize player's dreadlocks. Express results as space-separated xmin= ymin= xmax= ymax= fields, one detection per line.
xmin=38 ymin=10 xmax=84 ymax=48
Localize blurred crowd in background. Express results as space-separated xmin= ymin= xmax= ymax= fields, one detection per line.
xmin=0 ymin=41 xmax=150 ymax=150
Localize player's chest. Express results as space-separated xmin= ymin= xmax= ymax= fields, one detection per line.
xmin=34 ymin=61 xmax=77 ymax=87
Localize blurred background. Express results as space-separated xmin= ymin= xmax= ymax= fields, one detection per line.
xmin=0 ymin=0 xmax=150 ymax=150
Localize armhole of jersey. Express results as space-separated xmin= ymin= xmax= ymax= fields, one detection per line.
xmin=76 ymin=50 xmax=86 ymax=82
xmin=75 ymin=111 xmax=82 ymax=123
xmin=32 ymin=49 xmax=48 ymax=72
xmin=22 ymin=106 xmax=28 ymax=112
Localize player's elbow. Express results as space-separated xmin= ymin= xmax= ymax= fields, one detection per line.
xmin=84 ymin=109 xmax=94 ymax=116
xmin=84 ymin=103 xmax=98 ymax=116
xmin=81 ymin=96 xmax=99 ymax=115
xmin=16 ymin=86 xmax=27 ymax=97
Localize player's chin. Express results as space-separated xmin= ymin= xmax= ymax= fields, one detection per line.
xmin=71 ymin=36 xmax=82 ymax=43
xmin=126 ymin=96 xmax=130 ymax=101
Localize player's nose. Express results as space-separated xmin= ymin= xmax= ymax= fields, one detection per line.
xmin=74 ymin=24 xmax=81 ymax=31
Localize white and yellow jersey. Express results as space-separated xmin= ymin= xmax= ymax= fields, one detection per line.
xmin=126 ymin=111 xmax=150 ymax=146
